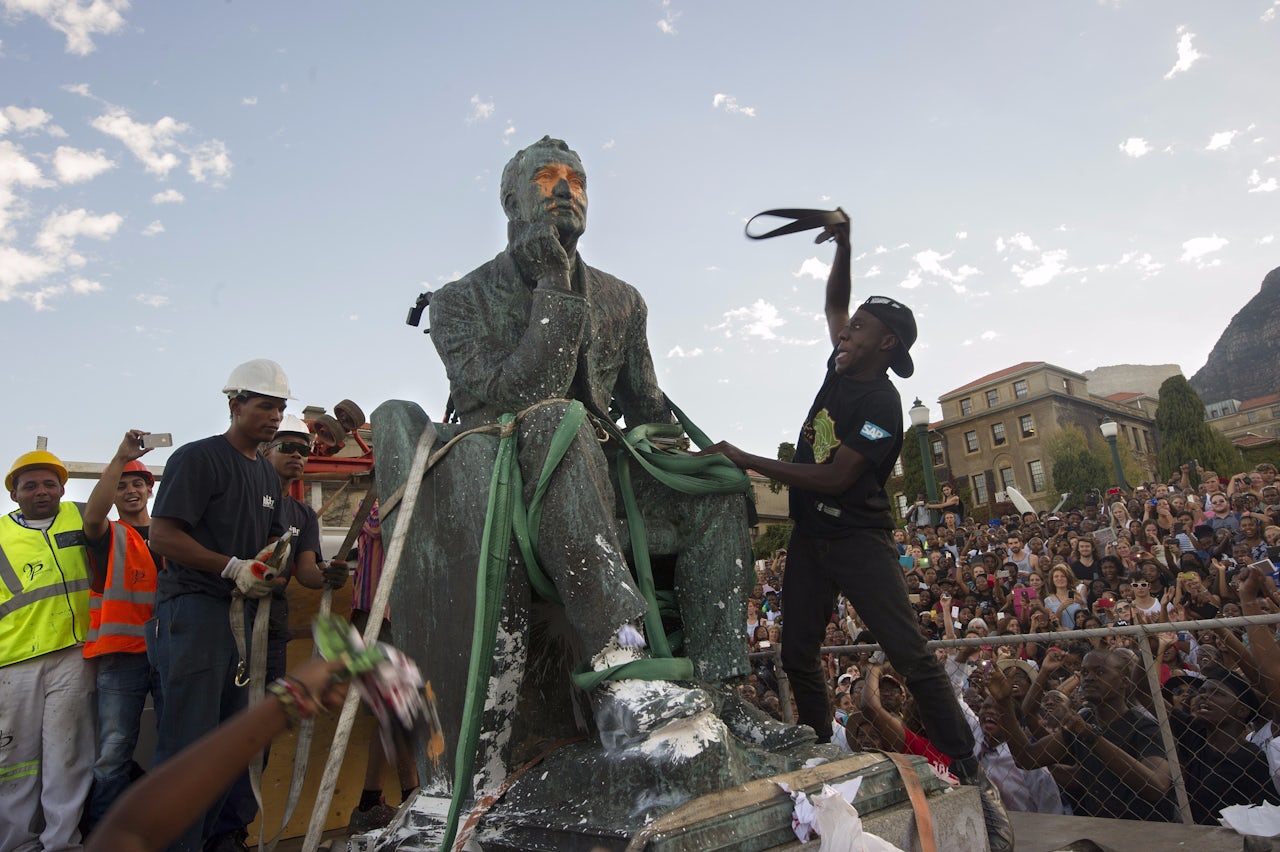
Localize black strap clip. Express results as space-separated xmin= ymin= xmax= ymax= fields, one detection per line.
xmin=744 ymin=207 xmax=848 ymax=243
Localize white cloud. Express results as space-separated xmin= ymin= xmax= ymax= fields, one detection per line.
xmin=1011 ymin=249 xmax=1069 ymax=288
xmin=53 ymin=146 xmax=114 ymax=183
xmin=68 ymin=276 xmax=101 ymax=293
xmin=1258 ymin=235 xmax=1275 ymax=245
xmin=62 ymin=82 xmax=93 ymax=98
xmin=1115 ymin=251 xmax=1164 ymax=278
xmin=151 ymin=188 xmax=183 ymax=204
xmin=955 ymin=231 xmax=968 ymax=240
xmin=135 ymin=293 xmax=168 ymax=308
xmin=0 ymin=139 xmax=54 ymax=235
xmin=995 ymin=233 xmax=1038 ymax=253
xmin=1248 ymin=169 xmax=1278 ymax=193
xmin=1163 ymin=28 xmax=1203 ymax=79
xmin=502 ymin=122 xmax=516 ymax=145
xmin=713 ymin=299 xmax=785 ymax=340
xmin=1206 ymin=130 xmax=1237 ymax=151
xmin=0 ymin=0 xmax=128 ymax=55
xmin=140 ymin=220 xmax=164 ymax=236
xmin=666 ymin=345 xmax=703 ymax=358
xmin=603 ymin=139 xmax=615 ymax=150
xmin=187 ymin=139 xmax=231 ymax=183
xmin=0 ymin=245 xmax=58 ymax=300
xmin=898 ymin=268 xmax=922 ymax=290
xmin=712 ymin=93 xmax=756 ymax=118
xmin=466 ymin=95 xmax=495 ymax=123
xmin=34 ymin=207 xmax=122 ymax=258
xmin=242 ymin=96 xmax=258 ymax=106
xmin=980 ymin=330 xmax=998 ymax=341
xmin=912 ymin=249 xmax=979 ymax=283
xmin=862 ymin=265 xmax=882 ymax=278
xmin=1180 ymin=235 xmax=1228 ymax=267
xmin=1119 ymin=137 xmax=1151 ymax=158
xmin=1 ymin=106 xmax=62 ymax=136
xmin=657 ymin=0 xmax=680 ymax=34
xmin=90 ymin=107 xmax=187 ymax=176
xmin=793 ymin=256 xmax=830 ymax=281
xmin=1263 ymin=2 xmax=1278 ymax=22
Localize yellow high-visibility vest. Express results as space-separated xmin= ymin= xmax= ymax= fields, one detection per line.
xmin=0 ymin=502 xmax=91 ymax=668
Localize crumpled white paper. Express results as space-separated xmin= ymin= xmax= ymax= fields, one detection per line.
xmin=776 ymin=779 xmax=906 ymax=851
xmin=1220 ymin=802 xmax=1280 ymax=837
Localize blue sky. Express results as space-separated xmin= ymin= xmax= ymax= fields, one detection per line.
xmin=2 ymin=1 xmax=1278 ymax=508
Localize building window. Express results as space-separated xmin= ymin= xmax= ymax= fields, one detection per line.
xmin=930 ymin=438 xmax=945 ymax=467
xmin=1019 ymin=414 xmax=1035 ymax=437
xmin=1270 ymin=404 xmax=1280 ymax=418
xmin=1013 ymin=379 xmax=1028 ymax=399
xmin=1062 ymin=379 xmax=1072 ymax=395
xmin=1249 ymin=410 xmax=1260 ymax=424
xmin=965 ymin=430 xmax=979 ymax=453
xmin=1028 ymin=460 xmax=1045 ymax=492
xmin=999 ymin=467 xmax=1015 ymax=492
xmin=1143 ymin=429 xmax=1152 ymax=452
xmin=960 ymin=397 xmax=973 ymax=416
xmin=972 ymin=473 xmax=989 ymax=505
xmin=895 ymin=493 xmax=908 ymax=518
xmin=893 ymin=457 xmax=904 ymax=477
xmin=991 ymin=422 xmax=1006 ymax=446
xmin=986 ymin=389 xmax=1000 ymax=407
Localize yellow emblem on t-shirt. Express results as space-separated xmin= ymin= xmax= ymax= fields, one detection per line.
xmin=811 ymin=408 xmax=839 ymax=464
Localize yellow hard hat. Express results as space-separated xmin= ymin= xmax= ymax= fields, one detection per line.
xmin=6 ymin=450 xmax=69 ymax=492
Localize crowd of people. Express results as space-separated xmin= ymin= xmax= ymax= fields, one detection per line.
xmin=741 ymin=462 xmax=1280 ymax=824
xmin=0 ymin=360 xmax=409 ymax=852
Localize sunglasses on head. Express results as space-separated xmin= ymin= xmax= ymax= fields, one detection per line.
xmin=271 ymin=441 xmax=312 ymax=456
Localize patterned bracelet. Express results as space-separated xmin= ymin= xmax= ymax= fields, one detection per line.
xmin=266 ymin=677 xmax=318 ymax=729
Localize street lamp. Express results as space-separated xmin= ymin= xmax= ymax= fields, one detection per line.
xmin=909 ymin=399 xmax=939 ymax=523
xmin=1099 ymin=416 xmax=1129 ymax=492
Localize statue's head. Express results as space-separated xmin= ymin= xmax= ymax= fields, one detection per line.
xmin=501 ymin=136 xmax=587 ymax=242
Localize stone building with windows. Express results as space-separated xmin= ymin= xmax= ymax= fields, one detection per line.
xmin=1203 ymin=392 xmax=1280 ymax=454
xmin=895 ymin=361 xmax=1161 ymax=517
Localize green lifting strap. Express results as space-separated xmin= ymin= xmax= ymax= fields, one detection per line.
xmin=439 ymin=398 xmax=756 ymax=851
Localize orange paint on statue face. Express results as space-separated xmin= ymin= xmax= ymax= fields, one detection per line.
xmin=532 ymin=162 xmax=587 ymax=220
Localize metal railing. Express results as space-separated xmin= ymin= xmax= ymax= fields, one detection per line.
xmin=747 ymin=612 xmax=1280 ymax=825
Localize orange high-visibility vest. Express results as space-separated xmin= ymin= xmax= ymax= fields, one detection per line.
xmin=83 ymin=521 xmax=156 ymax=658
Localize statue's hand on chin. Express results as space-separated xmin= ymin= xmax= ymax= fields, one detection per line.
xmin=511 ymin=220 xmax=571 ymax=290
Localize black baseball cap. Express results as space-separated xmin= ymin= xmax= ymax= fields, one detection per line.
xmin=858 ymin=296 xmax=917 ymax=378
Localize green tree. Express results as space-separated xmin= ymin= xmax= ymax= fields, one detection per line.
xmin=1155 ymin=376 xmax=1238 ymax=479
xmin=1045 ymin=425 xmax=1111 ymax=499
xmin=898 ymin=425 xmax=926 ymax=507
xmin=766 ymin=442 xmax=796 ymax=493
xmin=753 ymin=522 xmax=793 ymax=561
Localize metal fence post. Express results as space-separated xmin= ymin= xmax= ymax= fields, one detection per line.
xmin=1136 ymin=635 xmax=1194 ymax=824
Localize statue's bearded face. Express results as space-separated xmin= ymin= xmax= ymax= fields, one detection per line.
xmin=513 ymin=155 xmax=588 ymax=238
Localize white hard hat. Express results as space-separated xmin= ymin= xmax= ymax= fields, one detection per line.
xmin=273 ymin=414 xmax=313 ymax=442
xmin=222 ymin=359 xmax=294 ymax=400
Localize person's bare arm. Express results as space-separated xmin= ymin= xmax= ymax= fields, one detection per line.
xmin=699 ymin=440 xmax=869 ymax=497
xmin=860 ymin=665 xmax=906 ymax=752
xmin=823 ymin=216 xmax=851 ymax=346
xmin=1236 ymin=566 xmax=1280 ymax=722
xmin=84 ymin=431 xmax=152 ymax=541
xmin=987 ymin=664 xmax=1070 ymax=769
xmin=149 ymin=517 xmax=236 ymax=574
xmin=86 ymin=659 xmax=347 ymax=852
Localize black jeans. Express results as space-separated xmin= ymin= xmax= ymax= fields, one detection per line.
xmin=780 ymin=525 xmax=974 ymax=760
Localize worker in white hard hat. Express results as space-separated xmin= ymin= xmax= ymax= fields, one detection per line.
xmin=211 ymin=415 xmax=349 ymax=843
xmin=148 ymin=360 xmax=292 ymax=852
xmin=0 ymin=449 xmax=96 ymax=852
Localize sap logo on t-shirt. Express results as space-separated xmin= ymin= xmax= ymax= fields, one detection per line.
xmin=262 ymin=495 xmax=276 ymax=509
xmin=860 ymin=421 xmax=891 ymax=441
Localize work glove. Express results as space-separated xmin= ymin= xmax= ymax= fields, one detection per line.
xmin=321 ymin=559 xmax=349 ymax=590
xmin=222 ymin=556 xmax=277 ymax=599
xmin=252 ymin=539 xmax=291 ymax=573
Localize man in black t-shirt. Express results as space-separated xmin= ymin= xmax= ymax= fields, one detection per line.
xmin=149 ymin=359 xmax=291 ymax=852
xmin=702 ymin=219 xmax=1010 ymax=849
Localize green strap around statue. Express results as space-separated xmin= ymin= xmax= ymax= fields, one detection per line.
xmin=440 ymin=399 xmax=754 ymax=851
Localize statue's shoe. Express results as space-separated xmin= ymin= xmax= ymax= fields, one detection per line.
xmin=592 ymin=679 xmax=713 ymax=754
xmin=713 ymin=686 xmax=818 ymax=752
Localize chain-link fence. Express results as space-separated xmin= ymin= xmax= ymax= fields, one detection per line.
xmin=747 ymin=612 xmax=1280 ymax=825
